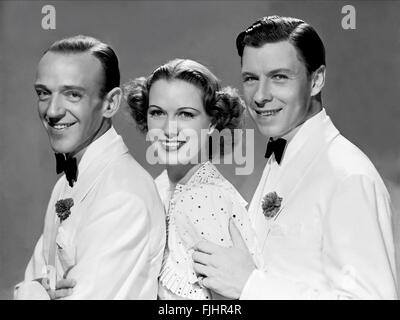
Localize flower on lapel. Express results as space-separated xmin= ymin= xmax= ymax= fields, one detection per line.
xmin=261 ymin=192 xmax=282 ymax=219
xmin=55 ymin=198 xmax=74 ymax=222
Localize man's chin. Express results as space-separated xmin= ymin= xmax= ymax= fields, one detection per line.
xmin=49 ymin=141 xmax=77 ymax=155
xmin=257 ymin=126 xmax=275 ymax=138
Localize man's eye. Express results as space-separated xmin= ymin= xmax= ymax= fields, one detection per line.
xmin=243 ymin=76 xmax=257 ymax=83
xmin=36 ymin=90 xmax=50 ymax=100
xmin=65 ymin=91 xmax=82 ymax=101
xmin=272 ymin=74 xmax=288 ymax=81
xmin=148 ymin=109 xmax=164 ymax=117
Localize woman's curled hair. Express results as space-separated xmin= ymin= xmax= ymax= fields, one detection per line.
xmin=123 ymin=59 xmax=245 ymax=134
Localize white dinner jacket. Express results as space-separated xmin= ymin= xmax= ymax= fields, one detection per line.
xmin=15 ymin=127 xmax=166 ymax=299
xmin=241 ymin=109 xmax=397 ymax=300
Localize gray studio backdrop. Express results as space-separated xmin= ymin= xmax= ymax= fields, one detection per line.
xmin=1 ymin=1 xmax=399 ymax=299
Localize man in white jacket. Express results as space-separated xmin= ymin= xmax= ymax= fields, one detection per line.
xmin=193 ymin=16 xmax=397 ymax=299
xmin=15 ymin=35 xmax=166 ymax=299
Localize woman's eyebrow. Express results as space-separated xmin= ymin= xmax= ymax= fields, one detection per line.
xmin=176 ymin=107 xmax=199 ymax=112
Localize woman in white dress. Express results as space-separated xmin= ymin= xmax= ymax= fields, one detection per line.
xmin=124 ymin=59 xmax=262 ymax=299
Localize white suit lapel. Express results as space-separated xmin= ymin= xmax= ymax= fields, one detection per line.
xmin=42 ymin=128 xmax=128 ymax=268
xmin=259 ymin=112 xmax=340 ymax=246
xmin=248 ymin=158 xmax=273 ymax=242
xmin=67 ymin=133 xmax=128 ymax=204
xmin=42 ymin=179 xmax=65 ymax=266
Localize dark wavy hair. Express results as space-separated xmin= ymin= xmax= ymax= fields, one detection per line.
xmin=236 ymin=15 xmax=326 ymax=76
xmin=45 ymin=35 xmax=120 ymax=98
xmin=123 ymin=59 xmax=244 ymax=135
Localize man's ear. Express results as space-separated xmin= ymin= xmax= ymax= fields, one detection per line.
xmin=102 ymin=87 xmax=122 ymax=118
xmin=310 ymin=65 xmax=326 ymax=97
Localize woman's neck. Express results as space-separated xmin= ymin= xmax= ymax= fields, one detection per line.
xmin=166 ymin=162 xmax=204 ymax=186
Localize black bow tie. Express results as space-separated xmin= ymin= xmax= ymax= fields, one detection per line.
xmin=265 ymin=138 xmax=287 ymax=164
xmin=55 ymin=153 xmax=78 ymax=187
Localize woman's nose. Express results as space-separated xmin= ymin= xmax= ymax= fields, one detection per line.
xmin=162 ymin=119 xmax=178 ymax=139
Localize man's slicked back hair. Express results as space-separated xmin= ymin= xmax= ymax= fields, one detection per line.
xmin=45 ymin=35 xmax=120 ymax=98
xmin=236 ymin=15 xmax=326 ymax=76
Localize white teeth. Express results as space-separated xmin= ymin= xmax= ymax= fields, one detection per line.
xmin=162 ymin=141 xmax=182 ymax=147
xmin=256 ymin=108 xmax=282 ymax=116
xmin=51 ymin=123 xmax=75 ymax=130
xmin=54 ymin=125 xmax=68 ymax=129
xmin=160 ymin=140 xmax=185 ymax=150
xmin=163 ymin=142 xmax=179 ymax=147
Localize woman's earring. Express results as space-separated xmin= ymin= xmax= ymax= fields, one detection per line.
xmin=207 ymin=125 xmax=215 ymax=136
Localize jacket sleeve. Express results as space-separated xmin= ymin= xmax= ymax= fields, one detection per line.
xmin=61 ymin=191 xmax=157 ymax=300
xmin=240 ymin=174 xmax=398 ymax=300
xmin=14 ymin=235 xmax=51 ymax=299
xmin=14 ymin=178 xmax=65 ymax=300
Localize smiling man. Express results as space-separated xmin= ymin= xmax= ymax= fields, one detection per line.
xmin=193 ymin=16 xmax=398 ymax=299
xmin=14 ymin=35 xmax=166 ymax=299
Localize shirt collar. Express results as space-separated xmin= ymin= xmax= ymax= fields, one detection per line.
xmin=278 ymin=108 xmax=327 ymax=166
xmin=63 ymin=126 xmax=128 ymax=198
xmin=76 ymin=126 xmax=118 ymax=178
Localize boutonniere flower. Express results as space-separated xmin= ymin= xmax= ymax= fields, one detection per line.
xmin=261 ymin=192 xmax=282 ymax=219
xmin=55 ymin=198 xmax=74 ymax=222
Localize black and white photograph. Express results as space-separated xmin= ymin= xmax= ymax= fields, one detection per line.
xmin=0 ymin=0 xmax=399 ymax=304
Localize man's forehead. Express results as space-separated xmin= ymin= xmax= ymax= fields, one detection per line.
xmin=39 ymin=51 xmax=100 ymax=67
xmin=241 ymin=41 xmax=305 ymax=72
xmin=36 ymin=51 xmax=103 ymax=86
